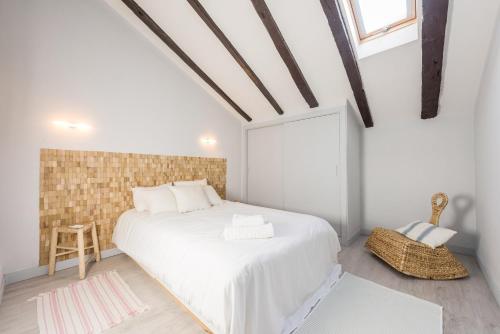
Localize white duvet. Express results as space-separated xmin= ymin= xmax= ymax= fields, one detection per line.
xmin=112 ymin=201 xmax=341 ymax=334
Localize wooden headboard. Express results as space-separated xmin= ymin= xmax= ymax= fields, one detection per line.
xmin=39 ymin=148 xmax=226 ymax=265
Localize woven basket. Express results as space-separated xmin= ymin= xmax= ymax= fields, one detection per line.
xmin=365 ymin=193 xmax=469 ymax=280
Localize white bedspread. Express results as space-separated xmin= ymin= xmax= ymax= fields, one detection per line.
xmin=112 ymin=201 xmax=341 ymax=334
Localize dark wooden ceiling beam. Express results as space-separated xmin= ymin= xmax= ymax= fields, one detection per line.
xmin=320 ymin=0 xmax=373 ymax=128
xmin=421 ymin=0 xmax=449 ymax=119
xmin=187 ymin=0 xmax=283 ymax=116
xmin=121 ymin=0 xmax=252 ymax=122
xmin=250 ymin=0 xmax=319 ymax=108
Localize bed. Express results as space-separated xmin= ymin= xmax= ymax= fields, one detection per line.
xmin=112 ymin=201 xmax=341 ymax=334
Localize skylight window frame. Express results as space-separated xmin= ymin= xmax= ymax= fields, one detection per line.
xmin=347 ymin=0 xmax=417 ymax=43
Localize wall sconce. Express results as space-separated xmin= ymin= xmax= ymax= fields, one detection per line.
xmin=200 ymin=137 xmax=217 ymax=146
xmin=52 ymin=120 xmax=91 ymax=131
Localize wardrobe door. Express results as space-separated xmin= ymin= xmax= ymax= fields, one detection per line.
xmin=283 ymin=114 xmax=341 ymax=233
xmin=247 ymin=125 xmax=284 ymax=209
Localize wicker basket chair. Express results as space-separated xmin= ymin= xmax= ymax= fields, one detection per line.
xmin=365 ymin=193 xmax=469 ymax=280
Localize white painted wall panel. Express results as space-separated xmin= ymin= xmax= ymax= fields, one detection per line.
xmin=245 ymin=106 xmax=361 ymax=242
xmin=345 ymin=103 xmax=363 ymax=241
xmin=283 ymin=115 xmax=341 ymax=232
xmin=475 ymin=12 xmax=500 ymax=306
xmin=247 ymin=125 xmax=284 ymax=209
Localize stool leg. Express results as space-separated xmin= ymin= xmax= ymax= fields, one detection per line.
xmin=48 ymin=228 xmax=58 ymax=276
xmin=91 ymin=222 xmax=101 ymax=262
xmin=77 ymin=229 xmax=86 ymax=279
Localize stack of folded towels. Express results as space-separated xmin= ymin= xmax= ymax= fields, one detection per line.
xmin=223 ymin=214 xmax=274 ymax=240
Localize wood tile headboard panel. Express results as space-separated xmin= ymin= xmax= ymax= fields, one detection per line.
xmin=39 ymin=148 xmax=226 ymax=265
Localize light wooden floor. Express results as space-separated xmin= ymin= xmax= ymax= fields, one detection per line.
xmin=1 ymin=237 xmax=499 ymax=334
xmin=340 ymin=237 xmax=500 ymax=334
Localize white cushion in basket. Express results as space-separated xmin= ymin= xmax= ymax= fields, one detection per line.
xmin=203 ymin=185 xmax=223 ymax=206
xmin=170 ymin=185 xmax=211 ymax=213
xmin=173 ymin=178 xmax=207 ymax=186
xmin=396 ymin=221 xmax=457 ymax=249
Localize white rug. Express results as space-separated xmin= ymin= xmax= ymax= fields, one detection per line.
xmin=295 ymin=272 xmax=442 ymax=334
xmin=31 ymin=271 xmax=149 ymax=334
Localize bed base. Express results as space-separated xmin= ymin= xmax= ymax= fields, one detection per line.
xmin=128 ymin=256 xmax=341 ymax=334
xmin=131 ymin=258 xmax=214 ymax=334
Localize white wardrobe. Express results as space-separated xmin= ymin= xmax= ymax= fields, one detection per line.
xmin=243 ymin=103 xmax=362 ymax=245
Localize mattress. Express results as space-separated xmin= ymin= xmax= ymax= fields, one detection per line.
xmin=112 ymin=201 xmax=341 ymax=334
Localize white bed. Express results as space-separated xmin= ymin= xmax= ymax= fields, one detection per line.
xmin=112 ymin=201 xmax=341 ymax=334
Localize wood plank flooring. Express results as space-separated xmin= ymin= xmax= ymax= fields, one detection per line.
xmin=1 ymin=236 xmax=498 ymax=333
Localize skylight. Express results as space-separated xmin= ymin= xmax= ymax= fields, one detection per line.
xmin=348 ymin=0 xmax=416 ymax=42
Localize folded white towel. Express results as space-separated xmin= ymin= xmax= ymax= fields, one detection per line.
xmin=232 ymin=214 xmax=266 ymax=227
xmin=224 ymin=223 xmax=274 ymax=240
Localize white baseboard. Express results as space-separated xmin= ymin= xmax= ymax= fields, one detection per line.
xmin=359 ymin=228 xmax=476 ymax=256
xmin=476 ymin=255 xmax=500 ymax=307
xmin=5 ymin=248 xmax=123 ymax=285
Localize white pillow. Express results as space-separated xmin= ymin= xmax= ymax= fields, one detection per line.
xmin=173 ymin=178 xmax=207 ymax=186
xmin=170 ymin=185 xmax=211 ymax=213
xmin=203 ymin=185 xmax=223 ymax=206
xmin=142 ymin=186 xmax=177 ymax=214
xmin=132 ymin=184 xmax=176 ymax=213
xmin=132 ymin=186 xmax=153 ymax=212
xmin=396 ymin=221 xmax=457 ymax=249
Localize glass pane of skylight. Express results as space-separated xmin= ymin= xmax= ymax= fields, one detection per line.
xmin=356 ymin=0 xmax=410 ymax=34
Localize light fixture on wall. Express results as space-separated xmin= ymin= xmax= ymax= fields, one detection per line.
xmin=52 ymin=120 xmax=91 ymax=131
xmin=200 ymin=137 xmax=217 ymax=146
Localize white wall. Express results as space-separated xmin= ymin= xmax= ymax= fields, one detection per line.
xmin=475 ymin=12 xmax=500 ymax=305
xmin=0 ymin=0 xmax=242 ymax=275
xmin=360 ymin=0 xmax=500 ymax=251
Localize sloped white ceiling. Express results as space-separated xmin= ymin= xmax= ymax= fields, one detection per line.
xmin=105 ymin=0 xmax=499 ymax=125
xmin=104 ymin=0 xmax=355 ymax=123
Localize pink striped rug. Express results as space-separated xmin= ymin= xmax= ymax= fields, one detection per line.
xmin=32 ymin=271 xmax=149 ymax=334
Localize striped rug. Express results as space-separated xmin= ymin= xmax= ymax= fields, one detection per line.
xmin=32 ymin=271 xmax=149 ymax=334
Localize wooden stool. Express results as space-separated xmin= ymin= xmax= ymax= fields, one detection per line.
xmin=48 ymin=222 xmax=101 ymax=279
